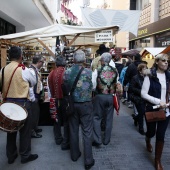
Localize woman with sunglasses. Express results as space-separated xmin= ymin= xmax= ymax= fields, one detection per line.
xmin=141 ymin=53 xmax=170 ymax=170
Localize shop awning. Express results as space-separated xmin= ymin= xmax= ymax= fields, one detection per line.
xmin=0 ymin=23 xmax=119 ymax=46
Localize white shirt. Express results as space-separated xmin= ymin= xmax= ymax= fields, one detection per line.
xmin=22 ymin=67 xmax=37 ymax=101
xmin=29 ymin=67 xmax=43 ymax=102
xmin=141 ymin=73 xmax=170 ymax=117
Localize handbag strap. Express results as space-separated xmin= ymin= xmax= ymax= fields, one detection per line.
xmin=4 ymin=64 xmax=25 ymax=99
xmin=70 ymin=67 xmax=84 ymax=94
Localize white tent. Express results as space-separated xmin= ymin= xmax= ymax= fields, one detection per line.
xmin=81 ymin=7 xmax=141 ymax=36
xmin=140 ymin=47 xmax=166 ymax=57
xmin=0 ymin=23 xmax=119 ymax=47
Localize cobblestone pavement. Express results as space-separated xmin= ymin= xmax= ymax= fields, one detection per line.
xmin=0 ymin=102 xmax=170 ymax=170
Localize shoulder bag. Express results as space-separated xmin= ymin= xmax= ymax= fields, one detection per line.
xmin=62 ymin=67 xmax=84 ymax=116
xmin=145 ymin=110 xmax=166 ymax=122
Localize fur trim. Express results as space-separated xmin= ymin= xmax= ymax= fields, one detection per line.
xmin=143 ymin=69 xmax=151 ymax=76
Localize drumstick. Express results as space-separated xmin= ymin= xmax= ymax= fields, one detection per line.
xmin=153 ymin=103 xmax=170 ymax=109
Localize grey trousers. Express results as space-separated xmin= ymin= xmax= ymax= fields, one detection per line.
xmin=31 ymin=101 xmax=40 ymax=131
xmin=93 ymin=94 xmax=114 ymax=145
xmin=6 ymin=100 xmax=32 ymax=160
xmin=69 ymin=101 xmax=94 ymax=165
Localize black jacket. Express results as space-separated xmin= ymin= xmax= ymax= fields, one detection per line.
xmin=123 ymin=61 xmax=143 ymax=86
xmin=129 ymin=72 xmax=144 ymax=104
xmin=145 ymin=68 xmax=170 ymax=112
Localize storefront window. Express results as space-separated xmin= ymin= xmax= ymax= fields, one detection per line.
xmin=155 ymin=31 xmax=170 ymax=47
xmin=0 ymin=18 xmax=16 ymax=36
xmin=133 ymin=37 xmax=150 ymax=49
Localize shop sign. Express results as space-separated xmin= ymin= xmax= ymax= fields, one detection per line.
xmin=95 ymin=30 xmax=113 ymax=42
xmin=138 ymin=28 xmax=148 ymax=36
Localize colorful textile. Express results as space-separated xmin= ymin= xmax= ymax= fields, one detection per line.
xmin=63 ymin=64 xmax=93 ymax=102
xmin=96 ymin=65 xmax=117 ymax=94
xmin=49 ymin=98 xmax=58 ymax=121
xmin=48 ymin=67 xmax=65 ymax=99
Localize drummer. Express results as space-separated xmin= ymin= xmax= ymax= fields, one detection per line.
xmin=0 ymin=46 xmax=38 ymax=164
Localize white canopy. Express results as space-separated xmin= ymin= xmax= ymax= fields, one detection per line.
xmin=81 ymin=7 xmax=141 ymax=36
xmin=140 ymin=47 xmax=166 ymax=56
xmin=0 ymin=23 xmax=119 ymax=47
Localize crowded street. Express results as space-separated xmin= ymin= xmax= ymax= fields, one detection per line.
xmin=1 ymin=102 xmax=170 ymax=170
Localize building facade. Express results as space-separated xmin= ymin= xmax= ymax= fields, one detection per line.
xmin=0 ymin=0 xmax=58 ymax=35
xmin=129 ymin=0 xmax=170 ymax=49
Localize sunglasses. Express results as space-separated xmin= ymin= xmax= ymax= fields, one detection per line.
xmin=160 ymin=59 xmax=168 ymax=62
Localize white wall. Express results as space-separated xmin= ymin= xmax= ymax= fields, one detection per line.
xmin=43 ymin=0 xmax=58 ymax=21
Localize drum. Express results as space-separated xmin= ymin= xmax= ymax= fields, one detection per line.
xmin=0 ymin=102 xmax=28 ymax=132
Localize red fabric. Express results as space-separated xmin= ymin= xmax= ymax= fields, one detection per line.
xmin=50 ymin=98 xmax=57 ymax=121
xmin=113 ymin=94 xmax=120 ymax=115
xmin=48 ymin=67 xmax=65 ymax=99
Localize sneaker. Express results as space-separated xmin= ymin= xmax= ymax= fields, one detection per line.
xmin=121 ymin=98 xmax=127 ymax=103
xmin=128 ymin=104 xmax=133 ymax=108
xmin=127 ymin=101 xmax=131 ymax=104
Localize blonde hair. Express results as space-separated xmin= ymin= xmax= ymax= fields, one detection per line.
xmin=153 ymin=53 xmax=169 ymax=69
xmin=155 ymin=53 xmax=169 ymax=61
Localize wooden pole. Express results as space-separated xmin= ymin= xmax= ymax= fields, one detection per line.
xmin=37 ymin=38 xmax=55 ymax=58
xmin=67 ymin=33 xmax=80 ymax=47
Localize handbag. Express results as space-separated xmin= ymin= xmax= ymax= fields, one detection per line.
xmin=145 ymin=110 xmax=166 ymax=122
xmin=62 ymin=67 xmax=84 ymax=116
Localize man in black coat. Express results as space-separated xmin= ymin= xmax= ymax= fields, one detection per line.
xmin=123 ymin=53 xmax=143 ymax=86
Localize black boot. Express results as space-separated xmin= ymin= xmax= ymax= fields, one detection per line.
xmin=155 ymin=141 xmax=164 ymax=170
xmin=132 ymin=115 xmax=138 ymax=126
xmin=139 ymin=128 xmax=145 ymax=135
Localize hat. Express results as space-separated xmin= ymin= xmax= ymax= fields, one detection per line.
xmin=96 ymin=44 xmax=109 ymax=55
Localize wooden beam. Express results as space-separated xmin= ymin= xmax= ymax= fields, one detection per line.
xmin=75 ymin=46 xmax=82 ymax=51
xmin=37 ymin=38 xmax=55 ymax=58
xmin=1 ymin=40 xmax=26 ymax=47
xmin=67 ymin=33 xmax=81 ymax=47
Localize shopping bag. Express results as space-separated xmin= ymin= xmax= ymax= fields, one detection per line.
xmin=113 ymin=94 xmax=120 ymax=115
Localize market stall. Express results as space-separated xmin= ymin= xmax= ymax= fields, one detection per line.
xmin=0 ymin=23 xmax=119 ymax=125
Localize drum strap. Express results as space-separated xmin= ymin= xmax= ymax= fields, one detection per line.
xmin=4 ymin=64 xmax=25 ymax=100
xmin=1 ymin=67 xmax=5 ymax=92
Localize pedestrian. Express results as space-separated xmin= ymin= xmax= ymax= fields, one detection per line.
xmin=119 ymin=61 xmax=131 ymax=102
xmin=129 ymin=63 xmax=147 ymax=135
xmin=0 ymin=46 xmax=38 ymax=164
xmin=63 ymin=50 xmax=95 ymax=169
xmin=93 ymin=52 xmax=118 ymax=146
xmin=141 ymin=53 xmax=170 ymax=170
xmin=48 ymin=56 xmax=70 ymax=150
xmin=29 ymin=55 xmax=44 ymax=138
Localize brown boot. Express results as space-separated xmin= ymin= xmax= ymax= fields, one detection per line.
xmin=145 ymin=136 xmax=153 ymax=152
xmin=155 ymin=141 xmax=164 ymax=170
